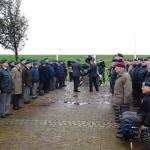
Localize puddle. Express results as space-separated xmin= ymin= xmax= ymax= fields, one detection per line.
xmin=104 ymin=101 xmax=111 ymax=105
xmin=64 ymin=101 xmax=90 ymax=106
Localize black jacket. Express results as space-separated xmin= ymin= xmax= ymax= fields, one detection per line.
xmin=0 ymin=67 xmax=13 ymax=93
xmin=72 ymin=62 xmax=82 ymax=77
xmin=140 ymin=94 xmax=150 ymax=127
xmin=137 ymin=65 xmax=147 ymax=84
xmin=88 ymin=63 xmax=98 ymax=78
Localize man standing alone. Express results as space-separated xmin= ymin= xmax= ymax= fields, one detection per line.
xmin=72 ymin=59 xmax=82 ymax=92
xmin=88 ymin=60 xmax=99 ymax=92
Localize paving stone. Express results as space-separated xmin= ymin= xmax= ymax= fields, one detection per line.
xmin=0 ymin=82 xmax=144 ymax=150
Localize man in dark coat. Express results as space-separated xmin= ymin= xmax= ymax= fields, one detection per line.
xmin=121 ymin=81 xmax=150 ymax=128
xmin=109 ymin=59 xmax=118 ymax=95
xmin=22 ymin=61 xmax=32 ymax=104
xmin=131 ymin=59 xmax=142 ymax=107
xmin=55 ymin=62 xmax=61 ymax=89
xmin=62 ymin=62 xmax=67 ymax=86
xmin=0 ymin=60 xmax=13 ymax=118
xmin=116 ymin=81 xmax=150 ymax=138
xmin=48 ymin=61 xmax=55 ymax=91
xmin=145 ymin=61 xmax=150 ymax=82
xmin=88 ymin=60 xmax=99 ymax=92
xmin=31 ymin=61 xmax=39 ymax=99
xmin=57 ymin=62 xmax=65 ymax=88
xmin=137 ymin=61 xmax=148 ymax=104
xmin=38 ymin=60 xmax=50 ymax=94
xmin=72 ymin=59 xmax=82 ymax=92
xmin=97 ymin=60 xmax=106 ymax=83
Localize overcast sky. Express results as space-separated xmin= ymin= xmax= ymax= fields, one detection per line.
xmin=1 ymin=0 xmax=150 ymax=55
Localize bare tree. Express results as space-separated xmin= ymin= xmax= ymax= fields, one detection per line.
xmin=0 ymin=0 xmax=28 ymax=61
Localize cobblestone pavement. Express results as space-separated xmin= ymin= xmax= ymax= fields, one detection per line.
xmin=0 ymin=82 xmax=144 ymax=150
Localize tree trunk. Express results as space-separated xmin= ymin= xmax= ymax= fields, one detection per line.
xmin=15 ymin=49 xmax=18 ymax=61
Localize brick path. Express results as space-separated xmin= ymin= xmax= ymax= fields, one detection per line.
xmin=0 ymin=82 xmax=144 ymax=150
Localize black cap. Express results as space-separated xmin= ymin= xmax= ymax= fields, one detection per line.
xmin=117 ymin=53 xmax=123 ymax=58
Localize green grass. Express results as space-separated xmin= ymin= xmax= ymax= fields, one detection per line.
xmin=1 ymin=54 xmax=149 ymax=81
xmin=0 ymin=54 xmax=150 ymax=68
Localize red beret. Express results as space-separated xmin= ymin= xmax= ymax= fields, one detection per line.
xmin=115 ymin=62 xmax=125 ymax=68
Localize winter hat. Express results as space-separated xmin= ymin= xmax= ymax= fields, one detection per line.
xmin=115 ymin=62 xmax=125 ymax=68
xmin=143 ymin=82 xmax=150 ymax=87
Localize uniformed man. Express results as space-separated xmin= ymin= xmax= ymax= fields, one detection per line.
xmin=97 ymin=60 xmax=106 ymax=83
xmin=0 ymin=60 xmax=13 ymax=118
xmin=88 ymin=59 xmax=99 ymax=92
xmin=22 ymin=61 xmax=32 ymax=104
xmin=72 ymin=59 xmax=82 ymax=92
xmin=112 ymin=62 xmax=132 ymax=106
xmin=118 ymin=81 xmax=150 ymax=137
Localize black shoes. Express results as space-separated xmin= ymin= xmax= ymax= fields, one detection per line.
xmin=1 ymin=113 xmax=13 ymax=118
xmin=32 ymin=96 xmax=37 ymax=99
xmin=74 ymin=90 xmax=80 ymax=92
xmin=24 ymin=101 xmax=30 ymax=104
xmin=89 ymin=89 xmax=99 ymax=92
xmin=5 ymin=113 xmax=13 ymax=116
xmin=74 ymin=102 xmax=80 ymax=105
xmin=1 ymin=114 xmax=6 ymax=118
xmin=39 ymin=93 xmax=44 ymax=96
xmin=116 ymin=133 xmax=123 ymax=138
xmin=13 ymin=107 xmax=19 ymax=110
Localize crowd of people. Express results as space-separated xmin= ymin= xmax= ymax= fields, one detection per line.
xmin=1 ymin=53 xmax=150 ymax=132
xmin=0 ymin=58 xmax=67 ymax=118
xmin=70 ymin=55 xmax=106 ymax=92
xmin=0 ymin=55 xmax=107 ymax=119
xmin=109 ymin=53 xmax=150 ymax=136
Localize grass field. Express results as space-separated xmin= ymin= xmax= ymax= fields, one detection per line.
xmin=0 ymin=54 xmax=149 ymax=68
xmin=1 ymin=54 xmax=149 ymax=80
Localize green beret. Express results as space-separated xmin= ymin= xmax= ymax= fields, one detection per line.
xmin=20 ymin=58 xmax=26 ymax=62
xmin=143 ymin=58 xmax=148 ymax=61
xmin=8 ymin=60 xmax=14 ymax=64
xmin=44 ymin=58 xmax=49 ymax=61
xmin=40 ymin=60 xmax=45 ymax=65
xmin=112 ymin=59 xmax=119 ymax=62
xmin=32 ymin=60 xmax=38 ymax=63
xmin=0 ymin=59 xmax=8 ymax=64
xmin=138 ymin=58 xmax=143 ymax=61
xmin=25 ymin=61 xmax=31 ymax=65
xmin=26 ymin=59 xmax=33 ymax=62
xmin=143 ymin=82 xmax=150 ymax=87
xmin=14 ymin=61 xmax=20 ymax=65
xmin=58 ymin=60 xmax=64 ymax=63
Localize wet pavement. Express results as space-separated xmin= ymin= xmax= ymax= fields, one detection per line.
xmin=0 ymin=82 xmax=145 ymax=150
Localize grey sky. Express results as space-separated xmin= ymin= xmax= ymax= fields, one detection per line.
xmin=1 ymin=0 xmax=150 ymax=55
